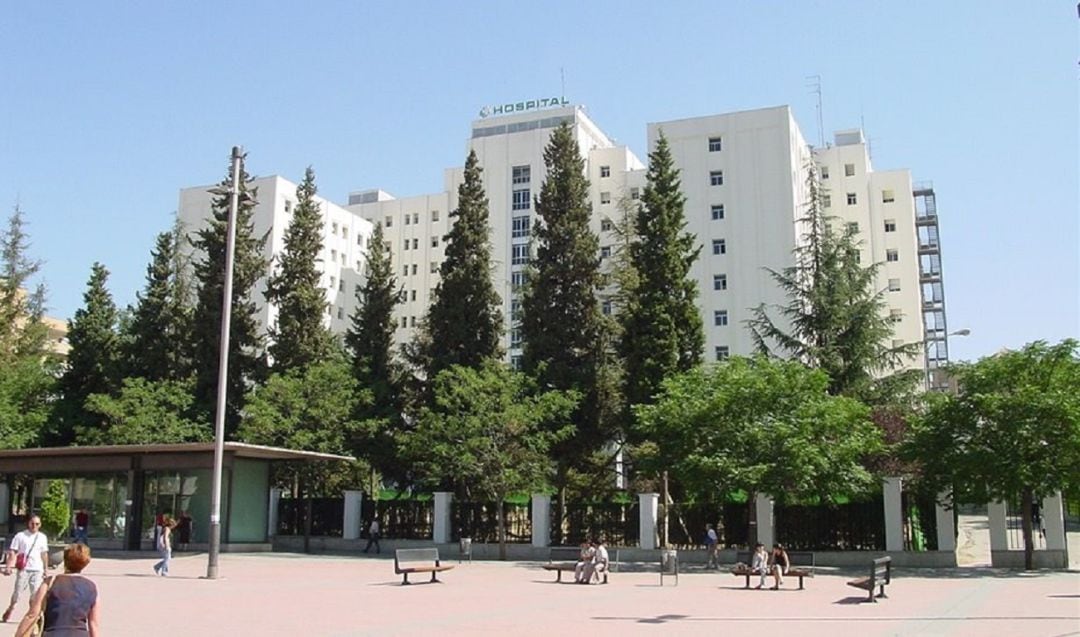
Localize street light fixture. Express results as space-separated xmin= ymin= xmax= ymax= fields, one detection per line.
xmin=207 ymin=146 xmax=243 ymax=580
xmin=949 ymin=328 xmax=971 ymax=337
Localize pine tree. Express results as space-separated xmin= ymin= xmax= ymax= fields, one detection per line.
xmin=419 ymin=150 xmax=503 ymax=379
xmin=189 ymin=152 xmax=268 ymax=433
xmin=520 ymin=122 xmax=610 ymax=519
xmin=345 ymin=221 xmax=404 ymax=480
xmin=748 ymin=164 xmax=920 ymax=401
xmin=124 ymin=220 xmax=192 ymax=381
xmin=618 ymin=132 xmax=704 ymax=413
xmin=55 ymin=262 xmax=121 ymax=444
xmin=265 ymin=167 xmax=335 ymax=372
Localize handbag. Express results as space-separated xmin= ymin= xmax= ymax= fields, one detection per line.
xmin=15 ymin=533 xmax=40 ymax=571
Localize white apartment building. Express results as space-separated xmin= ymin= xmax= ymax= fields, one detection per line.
xmin=177 ymin=175 xmax=377 ymax=341
xmin=176 ymin=103 xmax=941 ymax=378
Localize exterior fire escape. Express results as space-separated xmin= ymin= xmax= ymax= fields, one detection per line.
xmin=913 ymin=182 xmax=951 ymax=391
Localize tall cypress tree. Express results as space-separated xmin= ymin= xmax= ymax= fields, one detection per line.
xmin=125 ymin=221 xmax=192 ymax=381
xmin=265 ymin=167 xmax=335 ymax=372
xmin=618 ymin=132 xmax=704 ymax=414
xmin=748 ymin=164 xmax=920 ymax=401
xmin=346 ymin=221 xmax=403 ymax=480
xmin=55 ymin=262 xmax=121 ymax=444
xmin=190 ymin=152 xmax=268 ymax=433
xmin=520 ymin=122 xmax=609 ymax=512
xmin=419 ymin=149 xmax=503 ymax=379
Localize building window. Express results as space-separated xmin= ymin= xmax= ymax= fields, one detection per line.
xmin=512 ymin=188 xmax=531 ymax=211
xmin=600 ymin=165 xmax=611 ymax=178
xmin=884 ymin=219 xmax=897 ymax=233
xmin=410 ymin=289 xmax=417 ymax=301
xmin=410 ymin=316 xmax=417 ymax=327
xmin=384 ymin=216 xmax=392 ymax=228
xmin=332 ymin=222 xmax=339 ymax=234
xmin=432 ymin=237 xmax=439 ymax=248
xmin=888 ymin=278 xmax=901 ymax=292
xmin=384 ymin=241 xmax=391 ymax=252
xmin=411 ymin=264 xmax=418 ymax=275
xmin=512 ymin=165 xmax=531 ymax=185
xmin=889 ymin=309 xmax=902 ymax=323
xmin=430 ymin=262 xmax=438 ymax=273
xmin=710 ymin=170 xmax=724 ymax=186
xmin=412 ymin=238 xmax=419 ymax=249
xmin=844 ymin=163 xmax=855 ymax=177
xmin=401 ymin=316 xmax=407 ymax=328
xmin=511 ymin=271 xmax=525 ymax=289
xmin=714 ymin=310 xmax=728 ymax=327
xmin=820 ymin=166 xmax=829 ymax=180
xmin=403 ymin=265 xmax=408 ymax=276
xmin=512 ymin=244 xmax=530 ymax=265
xmin=431 ymin=210 xmax=440 ymax=222
xmin=342 ymin=227 xmax=348 ymax=240
xmin=402 ymin=241 xmax=408 ymax=251
xmin=357 ymin=234 xmax=364 ymax=246
xmin=708 ymin=137 xmax=723 ymax=152
xmin=715 ymin=345 xmax=730 ymax=361
xmin=630 ymin=188 xmax=640 ymax=200
xmin=600 ymin=192 xmax=611 ymax=205
xmin=602 ymin=300 xmax=613 ymax=316
xmin=510 ymin=329 xmax=523 ymax=348
xmin=601 ymin=219 xmax=613 ymax=232
xmin=337 ymin=307 xmax=344 ymax=320
xmin=404 ymin=214 xmax=410 ymax=226
xmin=600 ymin=246 xmax=611 ymax=258
xmin=882 ymin=189 xmax=895 ymax=203
xmin=284 ymin=200 xmax=293 ymax=213
xmin=331 ymin=249 xmax=338 ymax=261
xmin=823 ymin=195 xmax=831 ymax=208
xmin=846 ymin=192 xmax=857 ymax=205
xmin=847 ymin=222 xmax=859 ymax=234
xmin=329 ymin=275 xmax=336 ymax=288
xmin=339 ymin=279 xmax=345 ymax=292
xmin=713 ymin=274 xmax=727 ymax=291
xmin=512 ymin=215 xmax=530 ymax=238
xmin=413 ymin=213 xmax=419 ymax=224
xmin=511 ymin=355 xmax=523 ymax=370
xmin=712 ymin=239 xmax=726 ymax=255
xmin=511 ymin=300 xmax=521 ymax=321
xmin=711 ymin=205 xmax=725 ymax=220
xmin=356 ymin=260 xmax=362 ymax=271
xmin=886 ymin=249 xmax=899 ymax=262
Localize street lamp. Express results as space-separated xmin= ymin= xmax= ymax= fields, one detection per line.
xmin=949 ymin=328 xmax=971 ymax=337
xmin=207 ymin=146 xmax=243 ymax=580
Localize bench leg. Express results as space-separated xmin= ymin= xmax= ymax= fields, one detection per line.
xmin=877 ymin=584 xmax=887 ymax=599
xmin=431 ymin=571 xmax=438 ymax=583
xmin=402 ymin=573 xmax=410 ymax=586
xmin=744 ymin=574 xmax=750 ymax=589
xmin=798 ymin=575 xmax=804 ymax=591
xmin=868 ymin=587 xmax=875 ymax=603
xmin=556 ymin=570 xmax=562 ymax=583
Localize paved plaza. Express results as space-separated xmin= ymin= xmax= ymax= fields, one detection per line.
xmin=0 ymin=552 xmax=1075 ymax=636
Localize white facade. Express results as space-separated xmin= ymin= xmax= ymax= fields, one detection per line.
xmin=177 ymin=175 xmax=376 ymax=342
xmin=176 ymin=104 xmax=931 ymax=376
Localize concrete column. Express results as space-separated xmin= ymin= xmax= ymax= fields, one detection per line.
xmin=755 ymin=493 xmax=774 ymax=549
xmin=433 ymin=492 xmax=453 ymax=544
xmin=987 ymin=499 xmax=1008 ymax=552
xmin=343 ymin=490 xmax=363 ymax=540
xmin=267 ymin=488 xmax=282 ymax=538
xmin=639 ymin=493 xmax=659 ymax=550
xmin=531 ymin=494 xmax=551 ymax=547
xmin=0 ymin=483 xmax=8 ymax=525
xmin=935 ymin=491 xmax=956 ymax=552
xmin=1042 ymin=492 xmax=1066 ymax=552
xmin=883 ymin=477 xmax=904 ymax=552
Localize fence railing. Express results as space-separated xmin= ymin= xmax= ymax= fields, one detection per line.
xmin=451 ymin=502 xmax=531 ymax=543
xmin=552 ymin=501 xmax=640 ymax=547
xmin=664 ymin=502 xmax=749 ymax=548
xmin=775 ymin=496 xmax=885 ymax=551
xmin=277 ymin=497 xmax=344 ymax=537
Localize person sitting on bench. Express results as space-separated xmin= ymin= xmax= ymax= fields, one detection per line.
xmin=769 ymin=544 xmax=790 ymax=590
xmin=751 ymin=543 xmax=769 ymax=589
xmin=573 ymin=541 xmax=595 ymax=583
xmin=581 ymin=539 xmax=609 ymax=584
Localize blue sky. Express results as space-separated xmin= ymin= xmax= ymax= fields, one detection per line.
xmin=1 ymin=2 xmax=1076 ymax=361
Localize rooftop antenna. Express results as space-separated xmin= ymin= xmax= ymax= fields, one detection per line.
xmin=561 ymin=67 xmax=566 ymax=101
xmin=806 ymin=75 xmax=825 ymax=148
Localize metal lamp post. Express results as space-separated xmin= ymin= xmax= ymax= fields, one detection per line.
xmin=207 ymin=146 xmax=243 ymax=580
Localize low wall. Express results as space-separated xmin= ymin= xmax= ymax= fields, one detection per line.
xmin=991 ymin=550 xmax=1067 ymax=569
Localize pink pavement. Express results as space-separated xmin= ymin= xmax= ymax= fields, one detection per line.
xmin=0 ymin=553 xmax=1076 ymax=636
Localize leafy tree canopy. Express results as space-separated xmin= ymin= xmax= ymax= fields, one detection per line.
xmin=80 ymin=377 xmax=207 ymax=445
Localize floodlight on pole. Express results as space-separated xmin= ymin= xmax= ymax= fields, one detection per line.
xmin=207 ymin=146 xmax=243 ymax=580
xmin=949 ymin=328 xmax=971 ymax=337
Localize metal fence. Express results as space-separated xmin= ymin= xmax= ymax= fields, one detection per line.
xmin=277 ymin=497 xmax=344 ymax=537
xmin=361 ymin=498 xmax=434 ymax=540
xmin=775 ymin=496 xmax=885 ymax=551
xmin=664 ymin=502 xmax=749 ymax=548
xmin=451 ymin=501 xmax=532 ymax=543
xmin=902 ymin=491 xmax=939 ymax=551
xmin=553 ymin=501 xmax=640 ymax=547
xmin=1004 ymin=498 xmax=1047 ymax=551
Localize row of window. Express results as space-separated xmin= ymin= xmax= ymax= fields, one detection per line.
xmin=824 ymin=190 xmax=897 ymax=208
xmin=385 ymin=210 xmax=441 ymax=228
xmin=401 ymin=262 xmax=440 ymax=276
xmin=402 ymin=237 xmax=440 ymax=250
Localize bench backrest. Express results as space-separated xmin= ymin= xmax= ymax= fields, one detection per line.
xmin=549 ymin=547 xmax=583 ymax=563
xmin=395 ymin=548 xmax=441 ymax=566
xmin=871 ymin=556 xmax=891 ymax=584
xmin=734 ymin=550 xmax=813 ymax=567
xmin=735 ymin=550 xmax=752 ymax=565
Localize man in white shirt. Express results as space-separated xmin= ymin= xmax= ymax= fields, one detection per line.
xmin=1 ymin=516 xmax=49 ymax=622
xmin=582 ymin=539 xmax=609 ymax=584
xmin=362 ymin=518 xmax=381 ymax=554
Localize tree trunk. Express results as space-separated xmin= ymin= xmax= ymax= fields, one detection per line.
xmin=497 ymin=495 xmax=507 ymax=561
xmin=557 ymin=476 xmax=567 ymax=546
xmin=1021 ymin=488 xmax=1034 ymax=571
xmin=660 ymin=470 xmax=670 ymax=548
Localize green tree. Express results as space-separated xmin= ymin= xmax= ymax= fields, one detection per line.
xmin=39 ymin=480 xmax=70 ymax=540
xmin=190 ymin=152 xmax=268 ymax=434
xmin=635 ymin=357 xmax=882 ymax=525
xmin=54 ymin=263 xmax=121 ymax=445
xmin=520 ymin=122 xmax=610 ymax=532
xmin=80 ymin=377 xmax=207 ymax=445
xmin=748 ymin=165 xmax=919 ymax=402
xmin=618 ymin=131 xmax=703 ymax=417
xmin=405 ymin=362 xmax=576 ymax=559
xmin=906 ymin=340 xmax=1080 ymax=570
xmin=0 ymin=205 xmax=55 ymax=448
xmin=124 ymin=221 xmax=193 ymax=381
xmin=265 ymin=167 xmax=335 ymax=372
xmin=418 ymin=150 xmax=503 ymax=381
xmin=345 ymin=221 xmax=403 ymax=487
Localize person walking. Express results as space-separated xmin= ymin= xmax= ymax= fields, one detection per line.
xmin=175 ymin=511 xmax=193 ymax=552
xmin=153 ymin=517 xmax=175 ymax=576
xmin=73 ymin=508 xmax=90 ymax=545
xmin=362 ymin=518 xmax=381 ymax=554
xmin=704 ymin=524 xmax=719 ymax=569
xmin=14 ymin=543 xmax=99 ymax=636
xmin=1 ymin=516 xmax=49 ymax=623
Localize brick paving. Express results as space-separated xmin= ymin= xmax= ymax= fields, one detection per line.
xmin=0 ymin=552 xmax=1075 ymax=636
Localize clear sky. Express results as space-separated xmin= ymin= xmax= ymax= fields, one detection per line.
xmin=1 ymin=2 xmax=1076 ymax=362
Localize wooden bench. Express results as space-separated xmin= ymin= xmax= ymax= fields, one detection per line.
xmin=847 ymin=556 xmax=891 ymax=602
xmin=393 ymin=548 xmax=454 ymax=585
xmin=731 ymin=550 xmax=815 ymax=590
xmin=541 ymin=547 xmax=608 ymax=584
